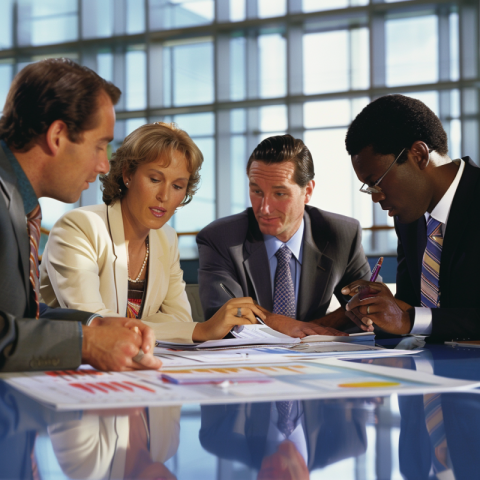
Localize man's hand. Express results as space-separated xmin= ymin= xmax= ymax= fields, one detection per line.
xmin=258 ymin=441 xmax=309 ymax=480
xmin=256 ymin=305 xmax=347 ymax=338
xmin=342 ymin=280 xmax=414 ymax=334
xmin=82 ymin=320 xmax=162 ymax=371
xmin=311 ymin=306 xmax=365 ymax=332
xmin=193 ymin=297 xmax=266 ymax=342
xmin=89 ymin=317 xmax=156 ymax=356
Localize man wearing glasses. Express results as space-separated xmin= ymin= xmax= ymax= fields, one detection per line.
xmin=343 ymin=94 xmax=480 ymax=339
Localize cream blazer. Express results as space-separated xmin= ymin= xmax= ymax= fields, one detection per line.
xmin=48 ymin=406 xmax=180 ymax=480
xmin=40 ymin=201 xmax=196 ymax=343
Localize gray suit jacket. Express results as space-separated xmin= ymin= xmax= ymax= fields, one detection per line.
xmin=0 ymin=145 xmax=91 ymax=372
xmin=200 ymin=401 xmax=368 ymax=471
xmin=197 ymin=206 xmax=371 ymax=321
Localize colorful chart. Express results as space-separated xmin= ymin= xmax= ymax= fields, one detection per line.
xmin=338 ymin=381 xmax=401 ymax=388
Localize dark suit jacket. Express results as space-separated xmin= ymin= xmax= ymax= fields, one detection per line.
xmin=0 ymin=381 xmax=80 ymax=480
xmin=0 ymin=145 xmax=91 ymax=371
xmin=197 ymin=205 xmax=371 ymax=321
xmin=395 ymin=157 xmax=480 ymax=339
xmin=399 ymin=393 xmax=480 ymax=480
xmin=199 ymin=401 xmax=368 ymax=471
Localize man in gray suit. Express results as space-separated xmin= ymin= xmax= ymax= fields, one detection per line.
xmin=0 ymin=58 xmax=161 ymax=372
xmin=197 ymin=134 xmax=371 ymax=336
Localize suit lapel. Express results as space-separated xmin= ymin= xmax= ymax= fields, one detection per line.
xmin=440 ymin=158 xmax=480 ymax=286
xmin=246 ymin=402 xmax=271 ymax=467
xmin=107 ymin=202 xmax=128 ymax=315
xmin=297 ymin=210 xmax=333 ymax=321
xmin=0 ymin=148 xmax=30 ymax=297
xmin=143 ymin=230 xmax=165 ymax=317
xmin=409 ymin=218 xmax=427 ymax=305
xmin=243 ymin=210 xmax=273 ymax=311
xmin=303 ymin=400 xmax=322 ymax=469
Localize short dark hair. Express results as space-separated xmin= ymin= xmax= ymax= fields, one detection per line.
xmin=0 ymin=58 xmax=121 ymax=151
xmin=246 ymin=134 xmax=315 ymax=187
xmin=345 ymin=94 xmax=448 ymax=162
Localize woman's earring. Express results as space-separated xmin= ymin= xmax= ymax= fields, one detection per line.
xmin=125 ymin=182 xmax=129 ymax=187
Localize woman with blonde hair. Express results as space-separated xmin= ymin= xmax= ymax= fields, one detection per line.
xmin=40 ymin=122 xmax=264 ymax=343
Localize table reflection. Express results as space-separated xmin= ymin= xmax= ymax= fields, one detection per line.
xmin=48 ymin=406 xmax=179 ymax=480
xmin=2 ymin=360 xmax=480 ymax=479
xmin=0 ymin=381 xmax=179 ymax=480
xmin=200 ymin=399 xmax=373 ymax=479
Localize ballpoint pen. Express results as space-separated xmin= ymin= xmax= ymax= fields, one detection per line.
xmin=219 ymin=282 xmax=267 ymax=326
xmin=358 ymin=257 xmax=383 ymax=300
xmin=369 ymin=257 xmax=383 ymax=282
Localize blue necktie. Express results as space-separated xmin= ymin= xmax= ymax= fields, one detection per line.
xmin=421 ymin=217 xmax=443 ymax=308
xmin=273 ymin=245 xmax=295 ymax=318
xmin=276 ymin=400 xmax=296 ymax=438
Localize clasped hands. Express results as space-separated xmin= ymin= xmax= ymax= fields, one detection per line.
xmin=82 ymin=317 xmax=162 ymax=372
xmin=341 ymin=281 xmax=414 ymax=335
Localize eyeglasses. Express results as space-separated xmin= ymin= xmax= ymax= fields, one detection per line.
xmin=359 ymin=148 xmax=406 ymax=195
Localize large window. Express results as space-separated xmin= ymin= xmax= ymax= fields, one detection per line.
xmin=1 ymin=0 xmax=478 ymax=258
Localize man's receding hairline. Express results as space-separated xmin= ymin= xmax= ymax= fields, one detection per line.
xmin=247 ymin=157 xmax=296 ymax=173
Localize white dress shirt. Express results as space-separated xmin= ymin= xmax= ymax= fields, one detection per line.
xmin=410 ymin=159 xmax=465 ymax=334
xmin=263 ymin=219 xmax=305 ymax=314
xmin=265 ymin=401 xmax=309 ymax=465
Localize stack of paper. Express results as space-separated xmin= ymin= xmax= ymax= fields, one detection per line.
xmin=301 ymin=332 xmax=375 ymax=345
xmin=155 ymin=325 xmax=375 ymax=351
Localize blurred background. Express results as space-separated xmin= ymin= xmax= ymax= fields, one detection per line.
xmin=0 ymin=0 xmax=477 ymax=261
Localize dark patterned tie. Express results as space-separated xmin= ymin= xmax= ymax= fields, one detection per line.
xmin=421 ymin=216 xmax=443 ymax=308
xmin=26 ymin=203 xmax=42 ymax=319
xmin=276 ymin=401 xmax=296 ymax=438
xmin=273 ymin=245 xmax=295 ymax=318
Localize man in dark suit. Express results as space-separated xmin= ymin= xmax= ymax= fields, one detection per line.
xmin=199 ymin=400 xmax=368 ymax=475
xmin=343 ymin=94 xmax=480 ymax=339
xmin=0 ymin=58 xmax=161 ymax=371
xmin=197 ymin=134 xmax=371 ymax=336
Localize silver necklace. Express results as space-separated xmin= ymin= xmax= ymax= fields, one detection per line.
xmin=128 ymin=239 xmax=149 ymax=283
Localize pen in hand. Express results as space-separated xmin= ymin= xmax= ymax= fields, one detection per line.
xmin=358 ymin=257 xmax=384 ymax=300
xmin=219 ymin=283 xmax=267 ymax=326
xmin=369 ymin=256 xmax=383 ymax=282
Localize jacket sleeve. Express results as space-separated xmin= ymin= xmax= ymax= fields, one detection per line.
xmin=333 ymin=220 xmax=372 ymax=307
xmin=196 ymin=227 xmax=244 ymax=322
xmin=0 ymin=310 xmax=82 ymax=372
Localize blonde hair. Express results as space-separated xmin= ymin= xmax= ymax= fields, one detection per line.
xmin=101 ymin=122 xmax=203 ymax=206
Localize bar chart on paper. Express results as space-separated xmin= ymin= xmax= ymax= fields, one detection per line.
xmin=0 ymin=368 xmax=199 ymax=410
xmin=2 ymin=359 xmax=479 ymax=410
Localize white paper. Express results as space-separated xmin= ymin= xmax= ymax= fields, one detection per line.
xmin=300 ymin=332 xmax=375 ymax=343
xmin=2 ymin=358 xmax=479 ymax=411
xmin=156 ymin=324 xmax=300 ymax=350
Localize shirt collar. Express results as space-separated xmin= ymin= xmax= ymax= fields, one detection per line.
xmin=426 ymin=159 xmax=464 ymax=227
xmin=0 ymin=140 xmax=38 ymax=215
xmin=264 ymin=218 xmax=305 ymax=264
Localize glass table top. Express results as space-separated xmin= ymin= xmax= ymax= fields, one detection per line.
xmin=2 ymin=341 xmax=480 ymax=480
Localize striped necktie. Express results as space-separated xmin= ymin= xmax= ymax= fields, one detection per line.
xmin=424 ymin=393 xmax=449 ymax=473
xmin=421 ymin=219 xmax=450 ymax=474
xmin=421 ymin=216 xmax=443 ymax=308
xmin=273 ymin=245 xmax=296 ymax=318
xmin=26 ymin=203 xmax=42 ymax=319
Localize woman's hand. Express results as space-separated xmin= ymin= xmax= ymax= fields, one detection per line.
xmin=192 ymin=297 xmax=267 ymax=342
